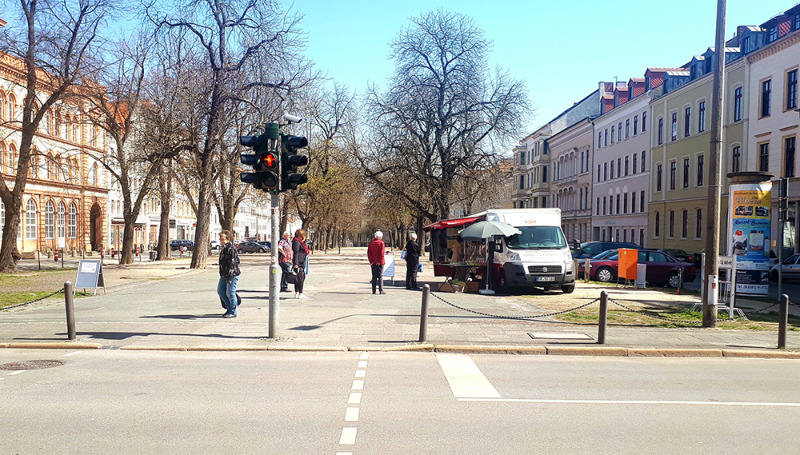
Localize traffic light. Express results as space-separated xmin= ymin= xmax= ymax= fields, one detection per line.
xmin=280 ymin=134 xmax=309 ymax=192
xmin=240 ymin=124 xmax=281 ymax=192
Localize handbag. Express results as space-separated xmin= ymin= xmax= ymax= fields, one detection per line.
xmin=285 ymin=270 xmax=297 ymax=284
xmin=417 ymin=263 xmax=423 ymax=272
xmin=401 ymin=250 xmax=407 ymax=259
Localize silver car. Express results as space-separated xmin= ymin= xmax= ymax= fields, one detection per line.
xmin=770 ymin=254 xmax=800 ymax=281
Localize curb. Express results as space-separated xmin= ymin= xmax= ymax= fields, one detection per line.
xmin=3 ymin=342 xmax=799 ymax=359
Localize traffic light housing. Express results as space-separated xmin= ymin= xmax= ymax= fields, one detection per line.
xmin=281 ymin=134 xmax=309 ymax=192
xmin=240 ymin=124 xmax=281 ymax=192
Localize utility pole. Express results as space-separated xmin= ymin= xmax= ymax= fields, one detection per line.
xmin=703 ymin=0 xmax=727 ymax=328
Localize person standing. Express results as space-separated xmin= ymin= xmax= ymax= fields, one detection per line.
xmin=404 ymin=232 xmax=421 ymax=290
xmin=278 ymin=232 xmax=293 ymax=292
xmin=217 ymin=230 xmax=241 ymax=318
xmin=292 ymin=229 xmax=310 ymax=299
xmin=367 ymin=231 xmax=386 ymax=294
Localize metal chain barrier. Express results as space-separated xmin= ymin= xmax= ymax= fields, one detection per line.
xmin=430 ymin=291 xmax=600 ymax=320
xmin=2 ymin=289 xmax=64 ymax=311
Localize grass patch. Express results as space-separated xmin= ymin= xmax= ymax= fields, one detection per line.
xmin=0 ymin=290 xmax=64 ymax=309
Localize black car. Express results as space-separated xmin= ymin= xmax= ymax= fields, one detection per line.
xmin=170 ymin=239 xmax=194 ymax=251
xmin=657 ymin=248 xmax=693 ymax=263
xmin=572 ymin=241 xmax=639 ymax=259
xmin=237 ymin=241 xmax=268 ymax=253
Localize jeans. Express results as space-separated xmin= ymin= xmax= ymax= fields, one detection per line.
xmin=371 ymin=264 xmax=384 ymax=293
xmin=217 ymin=275 xmax=239 ymax=315
xmin=279 ymin=262 xmax=292 ymax=290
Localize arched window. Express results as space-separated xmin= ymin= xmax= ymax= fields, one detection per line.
xmin=89 ymin=163 xmax=98 ymax=186
xmin=45 ymin=200 xmax=55 ymax=239
xmin=0 ymin=93 xmax=5 ymax=120
xmin=0 ymin=142 xmax=4 ymax=173
xmin=7 ymin=95 xmax=15 ymax=122
xmin=65 ymin=116 xmax=71 ymax=141
xmin=26 ymin=199 xmax=37 ymax=240
xmin=68 ymin=203 xmax=77 ymax=238
xmin=58 ymin=202 xmax=66 ymax=239
xmin=55 ymin=112 xmax=61 ymax=138
xmin=46 ymin=153 xmax=54 ymax=180
xmin=9 ymin=143 xmax=16 ymax=173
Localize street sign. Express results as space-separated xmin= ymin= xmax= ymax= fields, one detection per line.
xmin=75 ymin=259 xmax=106 ymax=295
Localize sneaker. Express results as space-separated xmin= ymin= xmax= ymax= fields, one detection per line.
xmin=380 ymin=291 xmax=387 ymax=295
xmin=298 ymin=294 xmax=310 ymax=299
xmin=281 ymin=288 xmax=291 ymax=292
xmin=223 ymin=313 xmax=237 ymax=318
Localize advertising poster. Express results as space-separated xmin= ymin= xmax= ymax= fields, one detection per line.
xmin=727 ymin=182 xmax=772 ymax=295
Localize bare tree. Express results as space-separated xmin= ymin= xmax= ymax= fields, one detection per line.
xmin=360 ymin=10 xmax=529 ymax=228
xmin=0 ymin=0 xmax=110 ymax=272
xmin=147 ymin=0 xmax=313 ymax=269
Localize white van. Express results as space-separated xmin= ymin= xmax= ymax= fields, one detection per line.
xmin=482 ymin=208 xmax=575 ymax=293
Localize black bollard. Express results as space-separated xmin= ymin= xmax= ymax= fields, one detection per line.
xmin=419 ymin=284 xmax=430 ymax=342
xmin=598 ymin=291 xmax=608 ymax=344
xmin=779 ymin=294 xmax=789 ymax=349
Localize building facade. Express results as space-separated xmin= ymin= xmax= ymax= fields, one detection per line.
xmin=548 ymin=117 xmax=594 ymax=243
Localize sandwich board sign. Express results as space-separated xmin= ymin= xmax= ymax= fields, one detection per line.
xmin=75 ymin=259 xmax=106 ymax=295
xmin=382 ymin=251 xmax=395 ymax=284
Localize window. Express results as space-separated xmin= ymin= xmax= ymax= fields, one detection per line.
xmin=26 ymin=199 xmax=37 ymax=240
xmin=68 ymin=203 xmax=77 ymax=238
xmin=642 ymin=151 xmax=646 ymax=172
xmin=768 ymin=26 xmax=778 ymax=42
xmin=618 ymin=122 xmax=622 ymax=141
xmin=669 ymin=211 xmax=675 ymax=238
xmin=58 ymin=202 xmax=65 ymax=239
xmin=640 ymin=190 xmax=645 ymax=213
xmin=611 ymin=126 xmax=615 ymax=144
xmin=683 ymin=158 xmax=690 ymax=188
xmin=732 ymin=146 xmax=741 ymax=172
xmin=597 ymin=164 xmax=601 ymax=181
xmin=670 ymin=161 xmax=677 ymax=190
xmin=658 ymin=118 xmax=664 ymax=144
xmin=542 ymin=166 xmax=548 ymax=182
xmin=45 ymin=200 xmax=55 ymax=239
xmin=625 ymin=156 xmax=629 ymax=176
xmin=642 ymin=112 xmax=647 ymax=132
xmin=90 ymin=163 xmax=98 ymax=186
xmin=604 ymin=129 xmax=608 ymax=146
xmin=656 ymin=164 xmax=663 ymax=191
xmin=603 ymin=197 xmax=607 ymax=215
xmin=596 ymin=198 xmax=600 ymax=215
xmin=682 ymin=210 xmax=688 ymax=238
xmin=519 ymin=151 xmax=526 ymax=166
xmin=786 ymin=137 xmax=796 ymax=178
xmin=787 ymin=69 xmax=798 ymax=111
xmin=598 ymin=132 xmax=602 ymax=149
xmin=759 ymin=143 xmax=769 ymax=172
xmin=634 ymin=115 xmax=638 ymax=135
xmin=743 ymin=36 xmax=751 ymax=53
xmin=519 ymin=175 xmax=525 ymax=190
xmin=623 ymin=193 xmax=628 ymax=214
xmin=697 ymin=155 xmax=704 ymax=186
xmin=699 ymin=101 xmax=706 ymax=131
xmin=616 ymin=194 xmax=620 ymax=214
xmin=796 ymin=14 xmax=800 ymax=30
xmin=625 ymin=119 xmax=630 ymax=138
xmin=684 ymin=107 xmax=691 ymax=137
xmin=655 ymin=212 xmax=660 ymax=237
xmin=671 ymin=112 xmax=678 ymax=141
xmin=696 ymin=209 xmax=703 ymax=239
xmin=633 ymin=154 xmax=638 ymax=174
xmin=631 ymin=192 xmax=636 ymax=213
xmin=610 ymin=161 xmax=614 ymax=179
xmin=734 ymin=87 xmax=742 ymax=121
xmin=617 ymin=158 xmax=621 ymax=178
xmin=761 ymin=79 xmax=772 ymax=117
xmin=603 ymin=163 xmax=607 ymax=181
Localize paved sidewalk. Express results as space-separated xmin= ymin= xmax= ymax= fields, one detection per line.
xmin=1 ymin=249 xmax=799 ymax=358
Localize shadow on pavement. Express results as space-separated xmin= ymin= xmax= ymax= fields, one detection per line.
xmin=140 ymin=314 xmax=225 ymax=320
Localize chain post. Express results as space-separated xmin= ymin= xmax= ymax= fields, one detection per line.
xmin=64 ymin=281 xmax=76 ymax=341
xmin=419 ymin=284 xmax=430 ymax=342
xmin=598 ymin=291 xmax=608 ymax=344
xmin=779 ymin=294 xmax=789 ymax=349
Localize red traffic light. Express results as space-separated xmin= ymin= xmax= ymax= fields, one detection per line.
xmin=262 ymin=153 xmax=277 ymax=168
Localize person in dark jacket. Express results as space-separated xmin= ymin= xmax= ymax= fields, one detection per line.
xmin=217 ymin=230 xmax=241 ymax=318
xmin=292 ymin=229 xmax=310 ymax=299
xmin=404 ymin=232 xmax=421 ymax=290
xmin=367 ymin=231 xmax=386 ymax=294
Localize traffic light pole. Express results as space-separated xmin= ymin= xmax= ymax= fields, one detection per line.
xmin=269 ymin=191 xmax=280 ymax=338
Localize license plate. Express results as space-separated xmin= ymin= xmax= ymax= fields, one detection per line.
xmin=535 ymin=276 xmax=556 ymax=282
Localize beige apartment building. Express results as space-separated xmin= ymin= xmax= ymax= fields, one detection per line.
xmin=548 ymin=117 xmax=594 ymax=243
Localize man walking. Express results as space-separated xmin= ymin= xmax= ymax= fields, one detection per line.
xmin=404 ymin=232 xmax=421 ymax=289
xmin=217 ymin=230 xmax=241 ymax=318
xmin=367 ymin=231 xmax=386 ymax=294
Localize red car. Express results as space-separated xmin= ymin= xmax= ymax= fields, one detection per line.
xmin=579 ymin=249 xmax=696 ymax=287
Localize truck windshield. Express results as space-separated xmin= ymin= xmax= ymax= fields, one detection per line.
xmin=506 ymin=226 xmax=567 ymax=249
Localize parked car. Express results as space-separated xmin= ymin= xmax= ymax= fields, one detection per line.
xmin=256 ymin=241 xmax=271 ymax=251
xmin=237 ymin=241 xmax=268 ymax=253
xmin=170 ymin=240 xmax=194 ymax=251
xmin=657 ymin=248 xmax=693 ymax=263
xmin=210 ymin=240 xmax=219 ymax=250
xmin=578 ymin=249 xmax=696 ymax=287
xmin=770 ymin=254 xmax=800 ymax=281
xmin=572 ymin=241 xmax=639 ymax=259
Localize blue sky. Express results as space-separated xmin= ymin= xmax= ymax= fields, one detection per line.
xmin=293 ymin=0 xmax=796 ymax=138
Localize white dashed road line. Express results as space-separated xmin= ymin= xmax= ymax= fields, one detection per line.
xmin=337 ymin=352 xmax=370 ymax=453
xmin=8 ymin=370 xmax=26 ymax=376
xmin=63 ymin=351 xmax=82 ymax=357
xmin=436 ymin=353 xmax=501 ymax=399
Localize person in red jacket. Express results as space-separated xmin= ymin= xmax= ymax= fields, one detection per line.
xmin=367 ymin=231 xmax=386 ymax=294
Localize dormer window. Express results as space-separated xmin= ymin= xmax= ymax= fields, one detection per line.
xmin=769 ymin=26 xmax=778 ymax=42
xmin=742 ymin=36 xmax=751 ymax=53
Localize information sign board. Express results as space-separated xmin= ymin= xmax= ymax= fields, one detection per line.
xmin=75 ymin=259 xmax=106 ymax=295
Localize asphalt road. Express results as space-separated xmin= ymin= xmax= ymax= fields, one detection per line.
xmin=2 ymin=349 xmax=799 ymax=454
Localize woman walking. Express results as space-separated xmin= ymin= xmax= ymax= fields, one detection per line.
xmin=292 ymin=229 xmax=310 ymax=299
xmin=404 ymin=232 xmax=421 ymax=290
xmin=217 ymin=230 xmax=241 ymax=318
xmin=367 ymin=231 xmax=386 ymax=294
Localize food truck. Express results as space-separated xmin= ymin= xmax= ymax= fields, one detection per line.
xmin=423 ymin=208 xmax=576 ymax=293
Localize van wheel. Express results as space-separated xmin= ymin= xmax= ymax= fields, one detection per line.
xmin=596 ymin=267 xmax=614 ymax=283
xmin=561 ymin=283 xmax=575 ymax=294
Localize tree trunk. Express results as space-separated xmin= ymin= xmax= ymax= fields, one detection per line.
xmin=190 ymin=185 xmax=212 ymax=269
xmin=0 ymin=204 xmax=22 ymax=273
xmin=156 ymin=172 xmax=171 ymax=261
xmin=121 ymin=217 xmax=136 ymax=265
